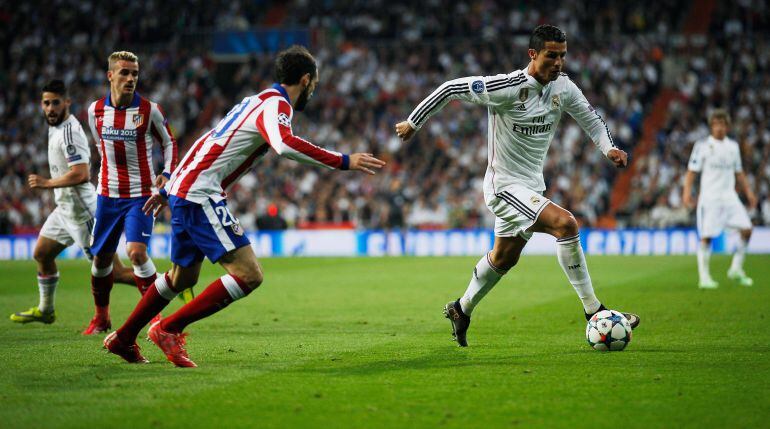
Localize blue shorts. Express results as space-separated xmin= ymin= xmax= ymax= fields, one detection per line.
xmin=91 ymin=195 xmax=154 ymax=256
xmin=169 ymin=196 xmax=250 ymax=267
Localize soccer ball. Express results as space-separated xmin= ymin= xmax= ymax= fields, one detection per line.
xmin=585 ymin=309 xmax=632 ymax=351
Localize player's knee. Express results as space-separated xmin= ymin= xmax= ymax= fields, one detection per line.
xmin=33 ymin=247 xmax=52 ymax=264
xmin=554 ymin=214 xmax=579 ymax=239
xmin=240 ymin=266 xmax=264 ymax=291
xmin=126 ymin=246 xmax=148 ymax=265
xmin=247 ymin=270 xmax=264 ymax=290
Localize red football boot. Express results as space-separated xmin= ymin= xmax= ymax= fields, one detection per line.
xmin=147 ymin=322 xmax=197 ymax=368
xmin=103 ymin=331 xmax=149 ymax=364
xmin=82 ymin=316 xmax=111 ymax=335
xmin=150 ymin=313 xmax=162 ymax=326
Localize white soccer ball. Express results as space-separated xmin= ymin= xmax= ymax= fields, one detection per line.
xmin=585 ymin=309 xmax=632 ymax=351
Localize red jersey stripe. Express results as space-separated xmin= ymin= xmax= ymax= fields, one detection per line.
xmin=94 ymin=99 xmax=109 ymax=196
xmin=112 ymin=110 xmax=130 ymax=198
xmin=176 ymin=104 xmax=261 ymax=198
xmin=135 ymin=99 xmax=153 ymax=195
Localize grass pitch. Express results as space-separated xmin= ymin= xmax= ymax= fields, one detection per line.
xmin=1 ymin=255 xmax=768 ymax=428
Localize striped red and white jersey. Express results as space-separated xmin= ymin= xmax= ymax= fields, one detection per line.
xmin=167 ymin=84 xmax=347 ymax=204
xmin=87 ymin=92 xmax=178 ymax=198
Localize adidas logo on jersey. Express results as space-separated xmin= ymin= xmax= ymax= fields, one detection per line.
xmin=515 ymin=104 xmax=526 ymax=111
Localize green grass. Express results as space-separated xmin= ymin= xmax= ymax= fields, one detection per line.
xmin=1 ymin=255 xmax=769 ymax=428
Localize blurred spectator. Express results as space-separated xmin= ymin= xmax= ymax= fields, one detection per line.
xmin=257 ymin=204 xmax=288 ymax=231
xmin=8 ymin=0 xmax=766 ymax=235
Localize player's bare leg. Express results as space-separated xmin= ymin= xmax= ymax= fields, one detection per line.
xmin=533 ymin=203 xmax=640 ymax=326
xmin=10 ymin=237 xmax=65 ymax=324
xmin=728 ymin=228 xmax=753 ymax=286
xmin=146 ymin=246 xmax=263 ymax=367
xmin=112 ymin=255 xmax=139 ymax=286
xmin=697 ymin=237 xmax=718 ymax=289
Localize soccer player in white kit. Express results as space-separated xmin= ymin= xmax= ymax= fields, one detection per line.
xmin=683 ymin=109 xmax=757 ymax=288
xmin=10 ymin=80 xmax=137 ymax=325
xmin=396 ymin=25 xmax=639 ymax=347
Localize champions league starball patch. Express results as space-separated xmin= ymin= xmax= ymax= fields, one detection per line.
xmin=471 ymin=80 xmax=485 ymax=94
xmin=277 ymin=112 xmax=292 ymax=127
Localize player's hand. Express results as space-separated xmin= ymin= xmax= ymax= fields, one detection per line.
xmin=683 ymin=194 xmax=697 ymax=209
xmin=155 ymin=174 xmax=169 ymax=189
xmin=142 ymin=193 xmax=168 ymax=217
xmin=606 ymin=148 xmax=628 ymax=168
xmin=28 ymin=174 xmax=50 ymax=189
xmin=349 ymin=153 xmax=386 ymax=175
xmin=395 ymin=121 xmax=416 ymax=141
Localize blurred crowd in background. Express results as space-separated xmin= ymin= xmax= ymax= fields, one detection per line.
xmin=0 ymin=0 xmax=767 ymax=234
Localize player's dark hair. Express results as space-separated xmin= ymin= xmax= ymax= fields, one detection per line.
xmin=274 ymin=45 xmax=317 ymax=85
xmin=529 ymin=25 xmax=567 ymax=51
xmin=42 ymin=80 xmax=67 ymax=96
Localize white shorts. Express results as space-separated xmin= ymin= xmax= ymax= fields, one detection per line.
xmin=39 ymin=208 xmax=94 ymax=259
xmin=486 ymin=185 xmax=551 ymax=240
xmin=696 ymin=200 xmax=752 ymax=238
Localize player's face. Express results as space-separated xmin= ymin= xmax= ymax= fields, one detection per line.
xmin=529 ymin=41 xmax=567 ymax=82
xmin=107 ymin=60 xmax=139 ymax=97
xmin=710 ymin=118 xmax=728 ymax=139
xmin=41 ymin=92 xmax=70 ymax=126
xmin=294 ymin=72 xmax=319 ymax=112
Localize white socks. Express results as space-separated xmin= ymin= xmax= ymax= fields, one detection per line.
xmin=459 ymin=253 xmax=506 ymax=315
xmin=133 ymin=259 xmax=156 ymax=278
xmin=154 ymin=273 xmax=179 ymax=301
xmin=730 ymin=238 xmax=747 ymax=273
xmin=37 ymin=272 xmax=59 ymax=314
xmin=697 ymin=241 xmax=712 ymax=281
xmin=91 ymin=262 xmax=113 ymax=278
xmin=556 ymin=235 xmax=601 ymax=314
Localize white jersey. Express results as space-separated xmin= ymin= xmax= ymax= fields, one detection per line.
xmin=47 ymin=115 xmax=97 ymax=224
xmin=687 ymin=135 xmax=743 ymax=204
xmin=168 ymin=84 xmax=346 ymax=204
xmin=407 ymin=67 xmax=615 ymax=194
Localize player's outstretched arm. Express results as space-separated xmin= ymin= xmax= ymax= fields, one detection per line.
xmin=348 ymin=153 xmax=386 ymax=175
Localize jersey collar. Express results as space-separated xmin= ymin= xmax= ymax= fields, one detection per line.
xmin=272 ymin=83 xmax=291 ymax=103
xmin=105 ymin=91 xmax=141 ymax=110
xmin=522 ymin=66 xmax=547 ymax=92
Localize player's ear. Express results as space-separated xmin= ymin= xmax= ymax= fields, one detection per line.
xmin=528 ymin=48 xmax=537 ymax=60
xmin=301 ymin=73 xmax=311 ymax=87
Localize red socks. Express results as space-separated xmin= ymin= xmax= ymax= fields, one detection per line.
xmin=133 ymin=272 xmax=157 ymax=295
xmin=161 ymin=274 xmax=250 ymax=334
xmin=91 ymin=271 xmax=113 ymax=319
xmin=116 ymin=273 xmax=177 ymax=343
